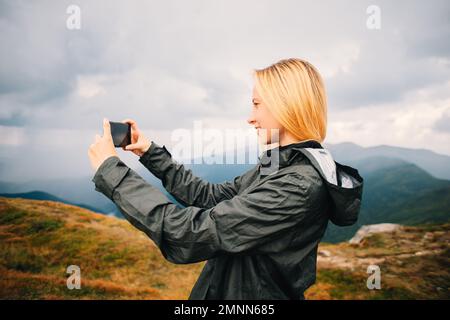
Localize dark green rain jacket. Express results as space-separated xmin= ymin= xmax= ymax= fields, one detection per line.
xmin=92 ymin=139 xmax=364 ymax=299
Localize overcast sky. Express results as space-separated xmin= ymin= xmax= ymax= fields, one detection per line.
xmin=1 ymin=0 xmax=449 ymax=182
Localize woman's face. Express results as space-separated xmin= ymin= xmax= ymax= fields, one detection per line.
xmin=247 ymin=86 xmax=284 ymax=145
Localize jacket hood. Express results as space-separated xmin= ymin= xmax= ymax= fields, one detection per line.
xmin=259 ymin=140 xmax=364 ymax=227
xmin=296 ymin=146 xmax=364 ymax=226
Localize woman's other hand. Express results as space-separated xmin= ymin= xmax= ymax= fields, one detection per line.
xmin=88 ymin=118 xmax=118 ymax=172
xmin=121 ymin=118 xmax=152 ymax=157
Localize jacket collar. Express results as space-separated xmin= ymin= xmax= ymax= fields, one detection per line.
xmin=258 ymin=140 xmax=323 ymax=175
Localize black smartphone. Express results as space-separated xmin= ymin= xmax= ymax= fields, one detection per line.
xmin=109 ymin=121 xmax=131 ymax=148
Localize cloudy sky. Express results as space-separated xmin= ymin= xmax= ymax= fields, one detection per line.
xmin=1 ymin=0 xmax=449 ymax=182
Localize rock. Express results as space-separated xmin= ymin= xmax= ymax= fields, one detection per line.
xmin=423 ymin=232 xmax=434 ymax=241
xmin=414 ymin=249 xmax=443 ymax=256
xmin=318 ymin=249 xmax=331 ymax=257
xmin=349 ymin=223 xmax=402 ymax=245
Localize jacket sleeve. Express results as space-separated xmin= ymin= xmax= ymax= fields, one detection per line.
xmin=92 ymin=156 xmax=315 ymax=264
xmin=138 ymin=141 xmax=256 ymax=209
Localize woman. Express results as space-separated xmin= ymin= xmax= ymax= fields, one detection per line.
xmin=88 ymin=58 xmax=364 ymax=299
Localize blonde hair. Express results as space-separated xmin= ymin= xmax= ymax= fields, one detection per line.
xmin=253 ymin=58 xmax=327 ymax=143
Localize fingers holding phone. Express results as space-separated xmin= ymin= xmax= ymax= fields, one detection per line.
xmin=88 ymin=118 xmax=118 ymax=172
xmin=121 ymin=118 xmax=140 ymax=144
xmin=121 ymin=119 xmax=152 ymax=157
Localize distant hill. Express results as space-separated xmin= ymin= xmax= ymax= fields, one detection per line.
xmin=0 ymin=172 xmax=181 ymax=218
xmin=0 ymin=191 xmax=103 ymax=214
xmin=325 ymin=142 xmax=450 ymax=180
xmin=0 ymin=177 xmax=121 ymax=217
xmin=1 ymin=197 xmax=448 ymax=299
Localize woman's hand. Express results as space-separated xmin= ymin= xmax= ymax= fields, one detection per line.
xmin=88 ymin=118 xmax=118 ymax=172
xmin=121 ymin=118 xmax=152 ymax=157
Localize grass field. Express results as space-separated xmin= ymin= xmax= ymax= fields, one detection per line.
xmin=0 ymin=197 xmax=448 ymax=299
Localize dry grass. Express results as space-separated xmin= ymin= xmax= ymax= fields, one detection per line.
xmin=0 ymin=197 xmax=204 ymax=300
xmin=1 ymin=197 xmax=449 ymax=300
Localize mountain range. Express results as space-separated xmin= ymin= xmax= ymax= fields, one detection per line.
xmin=0 ymin=142 xmax=449 ymax=242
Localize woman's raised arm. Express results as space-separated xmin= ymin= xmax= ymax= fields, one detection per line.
xmin=138 ymin=141 xmax=258 ymax=209
xmin=91 ymin=155 xmax=317 ymax=264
